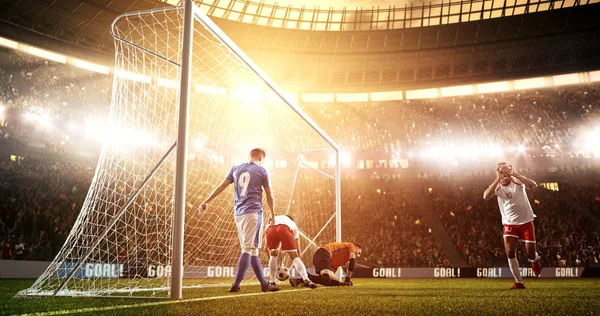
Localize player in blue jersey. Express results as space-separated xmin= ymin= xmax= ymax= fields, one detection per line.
xmin=200 ymin=148 xmax=279 ymax=293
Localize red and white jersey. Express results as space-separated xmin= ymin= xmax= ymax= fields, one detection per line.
xmin=495 ymin=179 xmax=536 ymax=225
xmin=266 ymin=215 xmax=299 ymax=239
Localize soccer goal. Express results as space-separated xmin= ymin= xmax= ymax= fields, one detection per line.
xmin=17 ymin=0 xmax=340 ymax=299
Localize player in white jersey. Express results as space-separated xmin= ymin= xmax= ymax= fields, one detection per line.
xmin=483 ymin=162 xmax=541 ymax=289
xmin=265 ymin=215 xmax=317 ymax=289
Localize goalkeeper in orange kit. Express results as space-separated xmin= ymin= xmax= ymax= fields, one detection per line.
xmin=289 ymin=242 xmax=361 ymax=287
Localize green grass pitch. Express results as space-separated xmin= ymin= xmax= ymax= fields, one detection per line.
xmin=2 ymin=278 xmax=599 ymax=315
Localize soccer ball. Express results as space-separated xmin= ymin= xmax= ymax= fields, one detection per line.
xmin=276 ymin=267 xmax=289 ymax=281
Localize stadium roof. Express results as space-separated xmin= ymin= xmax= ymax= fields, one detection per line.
xmin=187 ymin=0 xmax=600 ymax=31
xmin=1 ymin=0 xmax=600 ymax=91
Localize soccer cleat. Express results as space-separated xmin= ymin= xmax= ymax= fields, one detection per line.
xmin=261 ymin=283 xmax=280 ymax=292
xmin=303 ymin=280 xmax=317 ymax=289
xmin=228 ymin=285 xmax=241 ymax=293
xmin=509 ymin=282 xmax=526 ymax=290
xmin=532 ymin=260 xmax=541 ymax=276
xmin=289 ymin=277 xmax=303 ymax=287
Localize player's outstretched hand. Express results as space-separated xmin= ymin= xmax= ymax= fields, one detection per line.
xmin=199 ymin=203 xmax=208 ymax=212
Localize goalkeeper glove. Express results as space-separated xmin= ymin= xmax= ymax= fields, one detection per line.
xmin=342 ymin=277 xmax=353 ymax=286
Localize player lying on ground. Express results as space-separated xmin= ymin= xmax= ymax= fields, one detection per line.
xmin=265 ymin=215 xmax=317 ymax=289
xmin=483 ymin=162 xmax=541 ymax=290
xmin=289 ymin=242 xmax=361 ymax=287
xmin=200 ymin=148 xmax=279 ymax=293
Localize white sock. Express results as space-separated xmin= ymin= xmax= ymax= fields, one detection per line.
xmin=508 ymin=257 xmax=523 ymax=283
xmin=529 ymin=252 xmax=540 ymax=263
xmin=292 ymin=257 xmax=309 ymax=281
xmin=269 ymin=256 xmax=278 ymax=282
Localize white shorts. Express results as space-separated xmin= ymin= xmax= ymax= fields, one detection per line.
xmin=234 ymin=212 xmax=263 ymax=249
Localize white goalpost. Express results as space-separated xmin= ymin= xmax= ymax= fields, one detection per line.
xmin=17 ymin=0 xmax=340 ymax=299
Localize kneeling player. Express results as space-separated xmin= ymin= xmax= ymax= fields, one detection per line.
xmin=266 ymin=215 xmax=317 ymax=289
xmin=290 ymin=242 xmax=361 ymax=287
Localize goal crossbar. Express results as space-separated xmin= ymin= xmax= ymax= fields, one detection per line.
xmin=110 ymin=7 xmax=183 ymax=68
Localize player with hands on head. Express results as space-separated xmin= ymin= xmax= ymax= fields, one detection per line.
xmin=483 ymin=162 xmax=541 ymax=290
xmin=200 ymin=148 xmax=279 ymax=293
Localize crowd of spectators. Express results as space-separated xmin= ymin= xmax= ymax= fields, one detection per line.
xmin=562 ymin=180 xmax=600 ymax=222
xmin=430 ymin=183 xmax=600 ymax=268
xmin=0 ymin=148 xmax=598 ymax=271
xmin=0 ymin=154 xmax=93 ymax=261
xmin=1 ymin=47 xmax=599 ymax=162
xmin=0 ymin=151 xmax=450 ymax=268
xmin=300 ymin=102 xmax=396 ymax=155
xmin=0 ymin=48 xmax=111 ymax=116
xmin=0 ymin=47 xmax=599 ymax=270
xmin=300 ymin=87 xmax=590 ymax=155
xmin=450 ymin=92 xmax=573 ymax=147
xmin=429 ymin=185 xmax=504 ymax=268
xmin=342 ymin=187 xmax=449 ymax=268
xmin=557 ymin=83 xmax=600 ymax=121
xmin=0 ymin=48 xmax=110 ymax=155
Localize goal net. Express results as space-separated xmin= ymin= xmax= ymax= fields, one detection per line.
xmin=17 ymin=2 xmax=339 ymax=298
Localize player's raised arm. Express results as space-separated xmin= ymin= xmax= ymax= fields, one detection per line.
xmin=483 ymin=166 xmax=502 ymax=200
xmin=509 ymin=166 xmax=537 ymax=189
xmin=200 ymin=179 xmax=232 ymax=211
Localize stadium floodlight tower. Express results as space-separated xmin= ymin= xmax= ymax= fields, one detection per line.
xmin=17 ymin=0 xmax=340 ymax=300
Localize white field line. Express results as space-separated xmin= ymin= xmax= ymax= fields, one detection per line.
xmin=18 ymin=285 xmax=346 ymax=316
